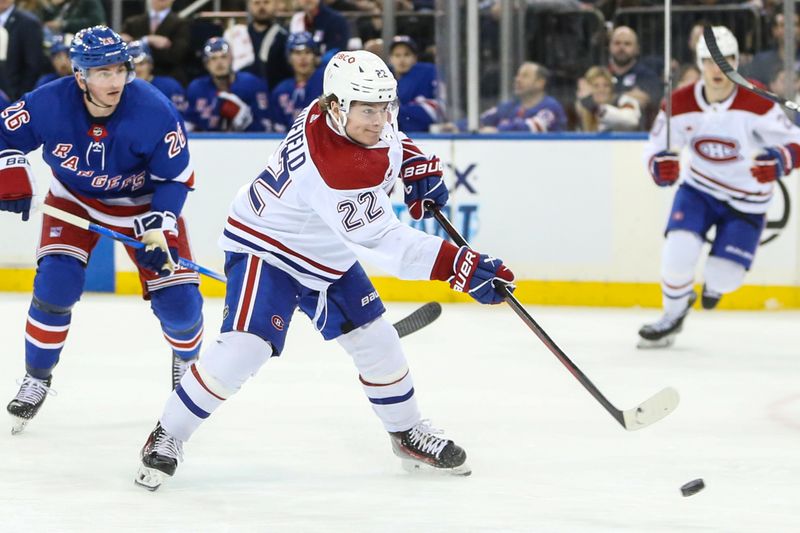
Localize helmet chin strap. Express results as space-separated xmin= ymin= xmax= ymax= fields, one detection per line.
xmin=79 ymin=73 xmax=114 ymax=110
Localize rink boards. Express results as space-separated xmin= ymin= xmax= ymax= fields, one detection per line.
xmin=2 ymin=133 xmax=800 ymax=309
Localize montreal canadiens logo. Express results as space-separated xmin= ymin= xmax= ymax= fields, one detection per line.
xmin=271 ymin=315 xmax=285 ymax=331
xmin=693 ymin=137 xmax=741 ymax=162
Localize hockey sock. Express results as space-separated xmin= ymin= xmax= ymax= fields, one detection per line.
xmin=661 ymin=230 xmax=703 ymax=318
xmin=151 ymin=285 xmax=204 ymax=360
xmin=703 ymin=256 xmax=746 ymax=295
xmin=338 ymin=318 xmax=421 ymax=432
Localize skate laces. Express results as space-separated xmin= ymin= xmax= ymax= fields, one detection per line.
xmin=407 ymin=420 xmax=449 ymax=458
xmin=14 ymin=375 xmax=55 ymax=405
xmin=172 ymin=357 xmax=195 ymax=384
xmin=151 ymin=426 xmax=184 ymax=462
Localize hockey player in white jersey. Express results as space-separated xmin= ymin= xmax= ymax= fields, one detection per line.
xmin=639 ymin=26 xmax=800 ymax=348
xmin=135 ymin=50 xmax=515 ymax=489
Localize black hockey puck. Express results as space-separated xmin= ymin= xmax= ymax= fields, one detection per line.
xmin=680 ymin=478 xmax=705 ymax=497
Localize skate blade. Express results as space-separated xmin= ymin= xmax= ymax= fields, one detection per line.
xmin=135 ymin=465 xmax=171 ymax=491
xmin=636 ymin=335 xmax=676 ymax=349
xmin=9 ymin=415 xmax=29 ymax=435
xmin=400 ymin=459 xmax=472 ymax=477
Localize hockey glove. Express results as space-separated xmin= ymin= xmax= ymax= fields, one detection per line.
xmin=0 ymin=149 xmax=36 ymax=221
xmin=649 ymin=150 xmax=680 ymax=187
xmin=218 ymin=92 xmax=253 ymax=132
xmin=751 ymin=143 xmax=800 ymax=183
xmin=401 ymin=140 xmax=448 ymax=220
xmin=449 ymin=246 xmax=515 ymax=305
xmin=133 ymin=211 xmax=179 ymax=277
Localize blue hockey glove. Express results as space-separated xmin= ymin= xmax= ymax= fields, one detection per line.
xmin=133 ymin=211 xmax=179 ymax=277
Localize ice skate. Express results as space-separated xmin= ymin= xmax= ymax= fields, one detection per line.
xmin=701 ymin=284 xmax=722 ymax=310
xmin=389 ymin=420 xmax=471 ymax=476
xmin=637 ymin=293 xmax=697 ymax=349
xmin=7 ymin=374 xmax=53 ymax=435
xmin=135 ymin=422 xmax=183 ymax=491
xmin=172 ymin=354 xmax=197 ymax=389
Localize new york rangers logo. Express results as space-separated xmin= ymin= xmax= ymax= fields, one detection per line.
xmin=271 ymin=315 xmax=285 ymax=331
xmin=693 ymin=137 xmax=741 ymax=163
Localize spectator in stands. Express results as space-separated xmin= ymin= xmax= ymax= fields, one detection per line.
xmin=289 ymin=0 xmax=350 ymax=55
xmin=34 ymin=34 xmax=72 ymax=88
xmin=120 ymin=0 xmax=190 ymax=85
xmin=474 ymin=62 xmax=566 ymax=133
xmin=575 ymin=65 xmax=641 ymax=132
xmin=129 ymin=40 xmax=187 ymax=114
xmin=186 ymin=37 xmax=273 ymax=132
xmin=607 ymin=26 xmax=661 ymax=111
xmin=387 ymin=35 xmax=440 ymax=133
xmin=224 ymin=0 xmax=293 ymax=87
xmin=741 ymin=12 xmax=800 ymax=86
xmin=270 ymin=31 xmax=320 ymax=132
xmin=676 ymin=63 xmax=700 ymax=89
xmin=41 ymin=0 xmax=105 ymax=35
xmin=0 ymin=0 xmax=43 ymax=100
xmin=363 ymin=37 xmax=383 ymax=56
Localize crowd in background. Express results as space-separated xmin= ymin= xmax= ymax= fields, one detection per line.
xmin=0 ymin=0 xmax=798 ymax=134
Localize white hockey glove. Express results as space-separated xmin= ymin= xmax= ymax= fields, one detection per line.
xmin=133 ymin=211 xmax=179 ymax=276
xmin=0 ymin=149 xmax=36 ymax=221
xmin=218 ymin=92 xmax=253 ymax=131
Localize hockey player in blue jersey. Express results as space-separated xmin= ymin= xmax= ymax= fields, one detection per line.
xmin=388 ymin=36 xmax=441 ymax=133
xmin=34 ymin=35 xmax=73 ymax=89
xmin=185 ymin=37 xmax=272 ymax=132
xmin=0 ymin=90 xmax=9 ymax=109
xmin=474 ymin=62 xmax=566 ymax=133
xmin=0 ymin=26 xmax=205 ymax=434
xmin=128 ymin=40 xmax=188 ymax=115
xmin=270 ymin=31 xmax=321 ymax=132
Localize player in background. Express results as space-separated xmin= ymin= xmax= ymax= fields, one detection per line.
xmin=134 ymin=50 xmax=515 ymax=490
xmin=127 ymin=40 xmax=188 ymax=115
xmin=639 ymin=26 xmax=800 ymax=348
xmin=388 ymin=35 xmax=441 ymax=133
xmin=270 ymin=31 xmax=321 ymax=132
xmin=185 ymin=37 xmax=272 ymax=132
xmin=0 ymin=26 xmax=204 ymax=433
xmin=34 ymin=35 xmax=74 ymax=89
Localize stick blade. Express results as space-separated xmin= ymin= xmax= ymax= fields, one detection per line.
xmin=622 ymin=387 xmax=680 ymax=431
xmin=394 ymin=302 xmax=442 ymax=338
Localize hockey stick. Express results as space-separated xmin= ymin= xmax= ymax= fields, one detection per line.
xmin=393 ymin=301 xmax=442 ymax=338
xmin=703 ymin=25 xmax=800 ymax=112
xmin=38 ymin=203 xmax=227 ymax=282
xmin=429 ymin=207 xmax=679 ymax=431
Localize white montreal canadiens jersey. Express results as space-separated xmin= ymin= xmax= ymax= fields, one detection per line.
xmin=644 ymin=80 xmax=800 ymax=214
xmin=220 ymin=101 xmax=445 ymax=290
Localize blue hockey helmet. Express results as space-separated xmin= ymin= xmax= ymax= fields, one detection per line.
xmin=69 ymin=26 xmax=134 ymax=80
xmin=286 ymin=32 xmax=319 ymax=57
xmin=202 ymin=37 xmax=230 ymax=60
xmin=48 ymin=34 xmax=70 ymax=57
xmin=128 ymin=40 xmax=153 ymax=64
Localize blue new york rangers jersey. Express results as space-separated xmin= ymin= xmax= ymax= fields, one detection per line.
xmin=151 ymin=75 xmax=188 ymax=115
xmin=395 ymin=62 xmax=440 ymax=133
xmin=271 ymin=69 xmax=325 ymax=132
xmin=0 ymin=89 xmax=9 ymax=110
xmin=0 ymin=77 xmax=194 ymax=227
xmin=34 ymin=73 xmax=67 ymax=89
xmin=185 ymin=72 xmax=271 ymax=132
xmin=480 ymin=96 xmax=567 ymax=133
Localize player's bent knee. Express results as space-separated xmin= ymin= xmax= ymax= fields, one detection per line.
xmin=704 ymin=256 xmax=746 ymax=294
xmin=150 ymin=284 xmax=203 ymax=328
xmin=337 ymin=317 xmax=408 ymax=384
xmin=200 ymin=331 xmax=272 ymax=392
xmin=33 ymin=255 xmax=86 ymax=309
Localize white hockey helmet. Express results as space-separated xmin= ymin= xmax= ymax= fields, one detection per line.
xmin=323 ymin=50 xmax=398 ymax=135
xmin=696 ymin=26 xmax=739 ymax=70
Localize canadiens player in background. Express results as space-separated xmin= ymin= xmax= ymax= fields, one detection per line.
xmin=0 ymin=26 xmax=205 ymax=433
xmin=639 ymin=26 xmax=800 ymax=348
xmin=135 ymin=50 xmax=515 ymax=490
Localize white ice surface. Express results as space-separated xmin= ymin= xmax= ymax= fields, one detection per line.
xmin=1 ymin=294 xmax=798 ymax=532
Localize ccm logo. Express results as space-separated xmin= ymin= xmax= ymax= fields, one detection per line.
xmin=693 ymin=137 xmax=741 ymax=162
xmin=452 ymin=251 xmax=477 ymax=292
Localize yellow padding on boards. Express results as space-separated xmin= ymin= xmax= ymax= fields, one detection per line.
xmin=2 ymin=269 xmax=799 ymax=309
